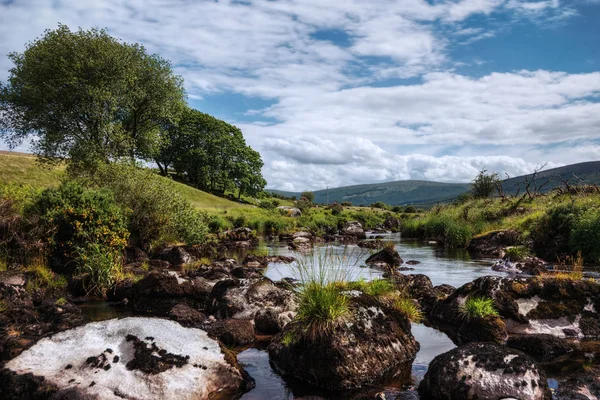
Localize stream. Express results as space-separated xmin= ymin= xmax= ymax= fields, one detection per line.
xmin=79 ymin=234 xmax=598 ymax=399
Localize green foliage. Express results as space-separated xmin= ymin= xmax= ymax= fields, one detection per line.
xmin=0 ymin=24 xmax=185 ymax=171
xmin=301 ymin=191 xmax=315 ymax=203
xmin=207 ymin=215 xmax=230 ymax=233
xmin=460 ymin=296 xmax=499 ymax=320
xmin=505 ymin=246 xmax=528 ymax=261
xmin=28 ymin=181 xmax=129 ymax=268
xmin=393 ymin=297 xmax=423 ymax=323
xmin=349 ymin=278 xmax=395 ymax=297
xmin=74 ymin=241 xmax=123 ymax=296
xmin=328 ymin=202 xmax=343 ymax=216
xmin=340 ymin=201 xmax=352 ymax=207
xmin=530 ymin=203 xmax=580 ymax=260
xmin=89 ymin=164 xmax=208 ymax=248
xmin=263 ymin=219 xmax=286 ymax=236
xmin=259 ymin=199 xmax=280 ymax=210
xmin=26 ymin=262 xmax=68 ymax=293
xmin=371 ymin=201 xmax=390 ymax=210
xmin=472 ymin=169 xmax=500 ymax=199
xmin=156 ymin=107 xmax=265 ymax=197
xmin=570 ymin=208 xmax=600 ymax=263
xmin=404 ymin=205 xmax=417 ymax=213
xmin=295 ymin=196 xmax=313 ymax=213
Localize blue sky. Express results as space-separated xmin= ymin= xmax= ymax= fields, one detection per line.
xmin=1 ymin=0 xmax=599 ymax=191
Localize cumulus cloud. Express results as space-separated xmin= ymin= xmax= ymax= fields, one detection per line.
xmin=0 ymin=0 xmax=596 ymax=190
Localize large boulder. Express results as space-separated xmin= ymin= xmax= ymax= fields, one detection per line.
xmin=268 ymin=294 xmax=419 ymax=391
xmin=157 ymin=246 xmax=193 ymax=266
xmin=341 ymin=221 xmax=366 ymax=239
xmin=506 ymin=334 xmax=574 ymax=363
xmin=205 ymin=319 xmax=255 ymax=346
xmin=131 ymin=272 xmax=212 ymax=315
xmin=0 ymin=317 xmax=252 ymax=400
xmin=209 ymin=278 xmax=296 ymax=320
xmin=254 ymin=307 xmax=296 ymax=335
xmin=556 ymin=367 xmax=600 ymax=400
xmin=467 ymin=229 xmax=520 ymax=257
xmin=277 ymin=206 xmax=302 ymax=217
xmin=429 ymin=275 xmax=600 ymax=340
xmin=418 ymin=342 xmax=551 ymax=400
xmin=365 ymin=246 xmax=403 ymax=270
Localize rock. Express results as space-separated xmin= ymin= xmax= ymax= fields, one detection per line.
xmin=0 ymin=272 xmax=25 ymax=287
xmin=468 ymin=230 xmax=520 ymax=257
xmin=456 ymin=316 xmax=507 ymax=344
xmin=292 ymin=231 xmax=312 ymax=240
xmin=506 ymin=334 xmax=574 ymax=363
xmin=277 ymin=206 xmax=302 ymax=217
xmin=365 ymin=247 xmax=403 ymax=270
xmin=225 ymin=227 xmax=255 ymax=241
xmin=124 ymin=246 xmax=149 ymax=264
xmin=158 ymin=246 xmax=193 ymax=266
xmin=418 ymin=342 xmax=551 ymax=400
xmin=0 ymin=317 xmax=251 ymax=400
xmin=268 ymin=294 xmax=419 ymax=391
xmin=341 ymin=221 xmax=366 ymax=239
xmin=205 ymin=319 xmax=255 ymax=346
xmin=254 ymin=307 xmax=295 ymax=335
xmin=168 ymin=304 xmax=206 ymax=328
xmin=231 ymin=267 xmax=264 ymax=279
xmin=357 ymin=240 xmax=388 ymax=249
xmin=405 ymin=260 xmax=421 ymax=265
xmin=556 ymin=367 xmax=600 ymax=400
xmin=429 ymin=275 xmax=600 ymax=340
xmin=209 ymin=278 xmax=296 ymax=320
xmin=131 ymin=272 xmax=212 ymax=315
xmin=517 ymin=257 xmax=548 ymax=276
xmin=384 ymin=215 xmax=400 ymax=231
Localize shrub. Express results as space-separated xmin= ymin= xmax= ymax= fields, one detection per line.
xmin=393 ymin=297 xmax=423 ymax=323
xmin=471 ymin=169 xmax=500 ymax=198
xmin=88 ymin=164 xmax=208 ymax=248
xmin=207 ymin=215 xmax=229 ymax=233
xmin=530 ymin=203 xmax=580 ymax=260
xmin=295 ymin=196 xmax=313 ymax=213
xmin=74 ymin=242 xmax=123 ymax=296
xmin=259 ymin=199 xmax=280 ymax=210
xmin=328 ymin=202 xmax=343 ymax=216
xmin=460 ymin=296 xmax=499 ymax=320
xmin=392 ymin=206 xmax=403 ymax=213
xmin=301 ymin=191 xmax=315 ymax=203
xmin=505 ymin=246 xmax=528 ymax=261
xmin=26 ymin=262 xmax=68 ymax=293
xmin=341 ymin=201 xmax=352 ymax=207
xmin=264 ymin=219 xmax=286 ymax=236
xmin=232 ymin=215 xmax=249 ymax=228
xmin=28 ymin=181 xmax=129 ymax=272
xmin=404 ymin=205 xmax=417 ymax=213
xmin=570 ymin=208 xmax=600 ymax=263
xmin=371 ymin=201 xmax=389 ymax=210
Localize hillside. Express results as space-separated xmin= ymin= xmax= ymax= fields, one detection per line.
xmin=270 ymin=161 xmax=600 ymax=206
xmin=270 ymin=180 xmax=471 ymax=206
xmin=0 ymin=151 xmax=247 ymax=212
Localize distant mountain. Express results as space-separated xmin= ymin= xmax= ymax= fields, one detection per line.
xmin=268 ymin=161 xmax=600 ymax=206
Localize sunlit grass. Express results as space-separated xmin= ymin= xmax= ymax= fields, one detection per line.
xmin=460 ymin=296 xmax=499 ymax=320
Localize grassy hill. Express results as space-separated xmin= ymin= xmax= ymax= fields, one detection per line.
xmin=270 ymin=161 xmax=600 ymax=207
xmin=0 ymin=151 xmax=247 ymax=212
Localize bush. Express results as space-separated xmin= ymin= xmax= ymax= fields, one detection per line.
xmin=530 ymin=203 xmax=580 ymax=260
xmin=259 ymin=199 xmax=280 ymax=210
xmin=328 ymin=202 xmax=343 ymax=216
xmin=570 ymin=208 xmax=600 ymax=263
xmin=404 ymin=206 xmax=417 ymax=213
xmin=371 ymin=201 xmax=389 ymax=210
xmin=207 ymin=215 xmax=229 ymax=233
xmin=392 ymin=206 xmax=403 ymax=213
xmin=460 ymin=296 xmax=498 ymax=320
xmin=74 ymin=241 xmax=123 ymax=296
xmin=472 ymin=169 xmax=499 ymax=199
xmin=341 ymin=201 xmax=352 ymax=207
xmin=301 ymin=191 xmax=315 ymax=203
xmin=88 ymin=164 xmax=208 ymax=249
xmin=264 ymin=219 xmax=286 ymax=236
xmin=28 ymin=181 xmax=129 ymax=272
xmin=505 ymin=246 xmax=528 ymax=261
xmin=295 ymin=196 xmax=313 ymax=213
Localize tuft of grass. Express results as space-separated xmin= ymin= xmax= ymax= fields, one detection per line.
xmin=393 ymin=297 xmax=423 ymax=323
xmin=26 ymin=260 xmax=68 ymax=292
xmin=348 ymin=278 xmax=395 ymax=297
xmin=460 ymin=296 xmax=499 ymax=320
xmin=295 ymin=281 xmax=349 ymax=342
xmin=55 ymin=297 xmax=67 ymax=306
xmin=554 ymin=251 xmax=584 ymax=281
xmin=0 ymin=299 xmax=7 ymax=313
xmin=505 ymin=246 xmax=528 ymax=261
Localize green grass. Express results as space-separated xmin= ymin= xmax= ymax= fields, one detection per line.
xmin=505 ymin=246 xmax=528 ymax=261
xmin=0 ymin=151 xmax=64 ymax=187
xmin=460 ymin=296 xmax=499 ymax=320
xmin=393 ymin=297 xmax=423 ymax=323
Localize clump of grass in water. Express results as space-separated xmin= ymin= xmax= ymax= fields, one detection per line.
xmin=554 ymin=251 xmax=584 ymax=281
xmin=288 ymin=246 xmax=364 ymax=342
xmin=460 ymin=296 xmax=499 ymax=320
xmin=505 ymin=246 xmax=528 ymax=261
xmin=393 ymin=297 xmax=423 ymax=323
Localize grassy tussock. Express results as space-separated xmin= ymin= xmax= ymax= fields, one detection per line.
xmin=460 ymin=296 xmax=499 ymax=320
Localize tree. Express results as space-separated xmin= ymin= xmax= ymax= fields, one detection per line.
xmin=158 ymin=108 xmax=266 ymax=197
xmin=0 ymin=25 xmax=185 ymax=171
xmin=472 ymin=169 xmax=500 ymax=198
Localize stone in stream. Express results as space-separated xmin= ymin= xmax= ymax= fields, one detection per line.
xmin=341 ymin=221 xmax=366 ymax=239
xmin=506 ymin=334 xmax=575 ymax=363
xmin=0 ymin=317 xmax=253 ymax=400
xmin=268 ymin=293 xmax=419 ymax=392
xmin=555 ymin=367 xmax=600 ymax=400
xmin=429 ymin=275 xmax=600 ymax=340
xmin=418 ymin=342 xmax=552 ymax=400
xmin=365 ymin=246 xmax=403 ymax=270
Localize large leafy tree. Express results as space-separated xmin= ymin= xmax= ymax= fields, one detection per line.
xmin=157 ymin=107 xmax=265 ymax=197
xmin=0 ymin=24 xmax=185 ymax=170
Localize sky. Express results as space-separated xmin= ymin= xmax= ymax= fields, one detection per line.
xmin=0 ymin=0 xmax=599 ymax=191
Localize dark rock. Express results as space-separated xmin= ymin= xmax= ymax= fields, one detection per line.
xmin=158 ymin=246 xmax=193 ymax=266
xmin=205 ymin=319 xmax=254 ymax=346
xmin=418 ymin=342 xmax=551 ymax=400
xmin=405 ymin=260 xmax=421 ymax=265
xmin=131 ymin=272 xmax=211 ymax=316
xmin=468 ymin=230 xmax=520 ymax=257
xmin=254 ymin=307 xmax=294 ymax=335
xmin=517 ymin=257 xmax=548 ymax=276
xmin=231 ymin=267 xmax=264 ymax=279
xmin=268 ymin=294 xmax=419 ymax=391
xmin=357 ymin=240 xmax=388 ymax=249
xmin=384 ymin=216 xmax=400 ymax=231
xmin=168 ymin=304 xmax=206 ymax=328
xmin=366 ymin=247 xmax=403 ymax=269
xmin=225 ymin=227 xmax=256 ymax=242
xmin=341 ymin=221 xmax=366 ymax=239
xmin=456 ymin=316 xmax=507 ymax=344
xmin=277 ymin=206 xmax=302 ymax=217
xmin=124 ymin=246 xmax=149 ymax=264
xmin=209 ymin=278 xmax=296 ymax=320
xmin=556 ymin=367 xmax=600 ymax=400
xmin=507 ymin=334 xmax=574 ymax=363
